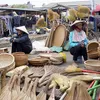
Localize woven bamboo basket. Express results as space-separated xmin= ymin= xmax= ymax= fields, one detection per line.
xmin=87 ymin=42 xmax=99 ymax=59
xmin=52 ymin=24 xmax=67 ymax=47
xmin=12 ymin=52 xmax=28 ymax=67
xmin=0 ymin=53 xmax=15 ymax=71
xmin=84 ymin=60 xmax=100 ymax=71
xmin=28 ymin=57 xmax=49 ymax=66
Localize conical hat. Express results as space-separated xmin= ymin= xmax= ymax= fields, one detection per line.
xmin=16 ymin=26 xmax=29 ymax=34
xmin=70 ymin=20 xmax=86 ymax=27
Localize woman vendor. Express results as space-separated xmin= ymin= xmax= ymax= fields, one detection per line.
xmin=69 ymin=20 xmax=89 ymax=63
xmin=10 ymin=26 xmax=32 ymax=54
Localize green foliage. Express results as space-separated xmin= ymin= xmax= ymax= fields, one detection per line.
xmin=12 ymin=4 xmax=28 ymax=8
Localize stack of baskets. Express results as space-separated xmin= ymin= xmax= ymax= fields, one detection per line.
xmin=87 ymin=42 xmax=99 ymax=59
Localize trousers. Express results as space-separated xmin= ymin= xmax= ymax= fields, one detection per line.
xmin=70 ymin=45 xmax=88 ymax=61
xmin=12 ymin=42 xmax=32 ymax=54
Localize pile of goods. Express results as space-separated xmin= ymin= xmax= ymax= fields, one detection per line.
xmin=1 ymin=55 xmax=100 ymax=100
xmin=28 ymin=53 xmax=66 ymax=66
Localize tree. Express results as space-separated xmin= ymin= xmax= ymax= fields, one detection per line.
xmin=12 ymin=4 xmax=28 ymax=8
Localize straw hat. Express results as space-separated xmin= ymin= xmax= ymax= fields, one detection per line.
xmin=16 ymin=26 xmax=29 ymax=34
xmin=70 ymin=20 xmax=86 ymax=27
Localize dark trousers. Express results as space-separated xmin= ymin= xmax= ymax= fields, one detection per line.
xmin=12 ymin=42 xmax=32 ymax=54
xmin=70 ymin=45 xmax=88 ymax=61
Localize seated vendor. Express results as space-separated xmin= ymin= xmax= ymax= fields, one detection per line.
xmin=69 ymin=20 xmax=89 ymax=63
xmin=10 ymin=26 xmax=32 ymax=54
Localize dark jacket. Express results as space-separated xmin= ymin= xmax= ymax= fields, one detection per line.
xmin=11 ymin=33 xmax=32 ymax=53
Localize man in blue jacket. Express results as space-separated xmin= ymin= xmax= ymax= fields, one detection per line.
xmin=10 ymin=26 xmax=32 ymax=54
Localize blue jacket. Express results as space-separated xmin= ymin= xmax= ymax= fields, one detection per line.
xmin=69 ymin=31 xmax=88 ymax=49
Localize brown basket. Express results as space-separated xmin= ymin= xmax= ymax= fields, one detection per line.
xmin=84 ymin=60 xmax=100 ymax=71
xmin=87 ymin=42 xmax=99 ymax=59
xmin=12 ymin=52 xmax=28 ymax=67
xmin=0 ymin=53 xmax=15 ymax=71
xmin=28 ymin=57 xmax=49 ymax=66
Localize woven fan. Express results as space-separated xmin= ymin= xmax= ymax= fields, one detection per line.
xmin=36 ymin=17 xmax=47 ymax=28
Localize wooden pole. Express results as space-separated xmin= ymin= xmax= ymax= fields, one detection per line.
xmin=1 ymin=69 xmax=7 ymax=89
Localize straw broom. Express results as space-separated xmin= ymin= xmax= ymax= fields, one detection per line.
xmin=11 ymin=73 xmax=21 ymax=100
xmin=0 ymin=74 xmax=17 ymax=100
xmin=15 ymin=77 xmax=30 ymax=100
xmin=39 ymin=65 xmax=65 ymax=84
xmin=31 ymin=78 xmax=38 ymax=100
xmin=70 ymin=75 xmax=100 ymax=82
xmin=64 ymin=82 xmax=77 ymax=100
xmin=52 ymin=12 xmax=60 ymax=21
xmin=77 ymin=12 xmax=88 ymax=19
xmin=22 ymin=81 xmax=34 ymax=100
xmin=77 ymin=5 xmax=90 ymax=14
xmin=37 ymin=80 xmax=50 ymax=100
xmin=48 ymin=86 xmax=56 ymax=100
xmin=47 ymin=9 xmax=54 ymax=21
xmin=68 ymin=8 xmax=78 ymax=18
xmin=36 ymin=17 xmax=47 ymax=28
xmin=76 ymin=83 xmax=92 ymax=100
xmin=11 ymin=74 xmax=19 ymax=100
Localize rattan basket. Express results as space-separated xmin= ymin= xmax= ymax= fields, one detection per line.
xmin=52 ymin=24 xmax=67 ymax=47
xmin=28 ymin=57 xmax=49 ymax=66
xmin=0 ymin=53 xmax=15 ymax=71
xmin=12 ymin=52 xmax=28 ymax=67
xmin=84 ymin=60 xmax=100 ymax=71
xmin=87 ymin=42 xmax=99 ymax=59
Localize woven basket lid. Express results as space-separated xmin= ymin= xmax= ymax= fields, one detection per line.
xmin=84 ymin=60 xmax=100 ymax=71
xmin=0 ymin=53 xmax=15 ymax=70
xmin=52 ymin=24 xmax=67 ymax=47
xmin=84 ymin=60 xmax=100 ymax=67
xmin=39 ymin=53 xmax=62 ymax=59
